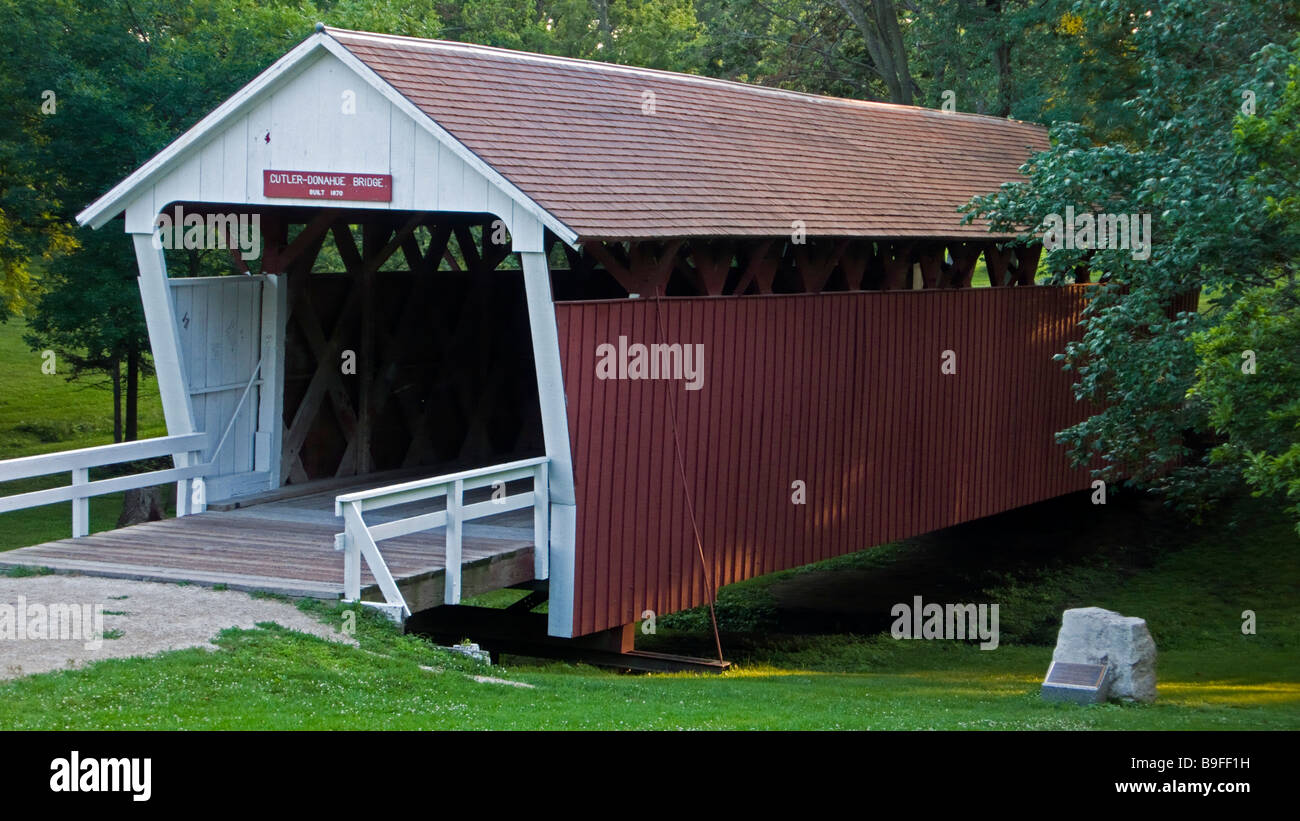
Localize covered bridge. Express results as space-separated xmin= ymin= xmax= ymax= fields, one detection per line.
xmin=1 ymin=26 xmax=1086 ymax=651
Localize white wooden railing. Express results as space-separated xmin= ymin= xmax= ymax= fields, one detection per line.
xmin=0 ymin=432 xmax=211 ymax=537
xmin=334 ymin=456 xmax=550 ymax=619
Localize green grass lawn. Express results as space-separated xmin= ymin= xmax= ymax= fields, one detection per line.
xmin=0 ymin=317 xmax=166 ymax=458
xmin=0 ymin=494 xmax=1295 ymax=730
xmin=2 ymin=617 xmax=1293 ymax=731
xmin=0 ymin=316 xmax=170 ymax=549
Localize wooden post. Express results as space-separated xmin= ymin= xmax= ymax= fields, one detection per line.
xmin=357 ymin=221 xmax=381 ymax=476
xmin=132 ymin=232 xmax=201 ymax=515
xmin=984 ymin=242 xmax=1013 ymax=287
xmin=688 ymin=240 xmax=734 ymax=296
xmin=256 ymin=275 xmax=287 ymax=486
xmin=71 ymin=467 xmax=89 ymax=538
xmin=1014 ymin=243 xmax=1042 ymax=286
xmin=839 ymin=240 xmax=870 ymax=290
xmin=519 ymin=247 xmax=578 ymax=638
xmin=533 ymin=460 xmax=550 ymax=580
xmin=792 ymin=238 xmax=847 ymax=293
xmin=343 ymin=517 xmax=361 ymax=601
xmin=914 ymin=243 xmax=944 ymax=289
xmin=948 ymin=242 xmax=982 ymax=288
xmin=733 ymin=239 xmax=781 ymax=295
xmin=445 ymin=478 xmax=464 ymax=604
xmin=586 ymin=240 xmax=683 ymax=296
xmin=879 ymin=241 xmax=913 ymax=290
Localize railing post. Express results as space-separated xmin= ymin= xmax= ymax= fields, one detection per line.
xmin=71 ymin=468 xmax=89 ymax=538
xmin=445 ymin=478 xmax=463 ymax=605
xmin=533 ymin=461 xmax=549 ymax=580
xmin=176 ymin=450 xmax=192 ymax=519
xmin=343 ymin=502 xmax=362 ymax=602
xmin=176 ymin=477 xmax=192 ymax=517
xmin=177 ymin=448 xmax=207 ymax=517
xmin=192 ymin=449 xmax=207 ymax=514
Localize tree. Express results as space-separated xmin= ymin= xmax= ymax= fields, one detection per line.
xmin=836 ymin=0 xmax=915 ymax=103
xmin=0 ymin=0 xmax=85 ymax=317
xmin=24 ymin=230 xmax=151 ymax=442
xmin=1187 ymin=45 xmax=1300 ymax=530
xmin=963 ymin=2 xmax=1300 ymax=523
xmin=696 ymin=0 xmax=871 ymax=98
xmin=6 ymin=0 xmax=447 ymax=448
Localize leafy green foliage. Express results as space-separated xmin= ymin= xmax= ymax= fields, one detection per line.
xmin=964 ymin=2 xmax=1300 ymax=523
xmin=1 ymin=0 xmax=447 ymax=434
xmin=1190 ymin=285 xmax=1300 ymax=530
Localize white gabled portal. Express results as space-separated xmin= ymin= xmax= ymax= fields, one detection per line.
xmin=77 ymin=33 xmax=576 ymax=252
xmin=77 ymin=31 xmax=582 ymax=636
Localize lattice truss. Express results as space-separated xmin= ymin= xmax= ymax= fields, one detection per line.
xmin=548 ymin=236 xmax=1053 ymax=299
xmin=256 ymin=211 xmax=543 ymax=484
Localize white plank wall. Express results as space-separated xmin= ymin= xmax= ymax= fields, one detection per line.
xmin=171 ymin=276 xmax=264 ymax=479
xmin=117 ymin=51 xmax=549 ymax=250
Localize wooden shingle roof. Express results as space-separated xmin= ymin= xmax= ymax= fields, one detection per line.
xmin=328 ymin=27 xmax=1048 ymax=242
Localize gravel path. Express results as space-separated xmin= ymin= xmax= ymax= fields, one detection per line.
xmin=0 ymin=575 xmax=353 ymax=680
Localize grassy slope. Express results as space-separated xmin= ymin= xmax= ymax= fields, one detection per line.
xmin=0 ymin=494 xmax=1296 ymax=730
xmin=0 ymin=317 xmax=169 ymax=549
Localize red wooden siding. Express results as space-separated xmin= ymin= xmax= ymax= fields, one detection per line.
xmin=555 ymin=286 xmax=1094 ymax=637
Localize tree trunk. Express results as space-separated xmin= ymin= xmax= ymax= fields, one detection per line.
xmin=986 ymin=0 xmax=1012 ymax=117
xmin=837 ymin=0 xmax=916 ymax=105
xmin=125 ymin=343 xmax=139 ymax=442
xmin=118 ymin=487 xmax=165 ymax=527
xmin=118 ymin=343 xmax=158 ymax=528
xmin=112 ymin=356 xmax=123 ymax=443
xmin=593 ymin=0 xmax=612 ymax=43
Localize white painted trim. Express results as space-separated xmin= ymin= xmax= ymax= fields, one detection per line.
xmin=343 ymin=501 xmax=410 ymax=617
xmin=533 ymin=461 xmax=550 ymax=580
xmin=0 ymin=432 xmax=210 ymax=536
xmin=78 ymin=36 xmax=329 ymax=229
xmin=333 ymin=455 xmax=549 ymax=510
xmin=133 ymin=235 xmax=197 ymax=437
xmin=133 ymin=233 xmax=203 ymax=515
xmin=71 ymin=468 xmax=88 ymax=538
xmin=0 ymin=432 xmax=209 ymax=479
xmin=258 ymin=276 xmax=287 ymax=484
xmin=0 ymin=462 xmax=209 ymax=515
xmin=169 ymin=274 xmax=270 ymax=286
xmin=547 ymin=505 xmax=577 ymax=638
xmin=334 ymin=457 xmax=550 ymax=616
xmin=446 ymin=478 xmax=464 ymax=604
xmin=76 ymin=31 xmax=580 ymax=249
xmin=520 ymin=250 xmax=578 ymax=637
xmin=316 ymin=36 xmax=578 ymax=249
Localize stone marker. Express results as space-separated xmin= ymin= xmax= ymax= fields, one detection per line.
xmin=1041 ymin=660 xmax=1110 ymax=704
xmin=1050 ymin=607 xmax=1157 ymax=703
xmin=446 ymin=642 xmax=491 ymax=665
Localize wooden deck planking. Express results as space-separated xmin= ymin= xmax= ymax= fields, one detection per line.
xmin=0 ymin=486 xmax=537 ymax=611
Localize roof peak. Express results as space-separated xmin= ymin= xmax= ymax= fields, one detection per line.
xmin=322 ymin=26 xmax=1041 ymax=129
